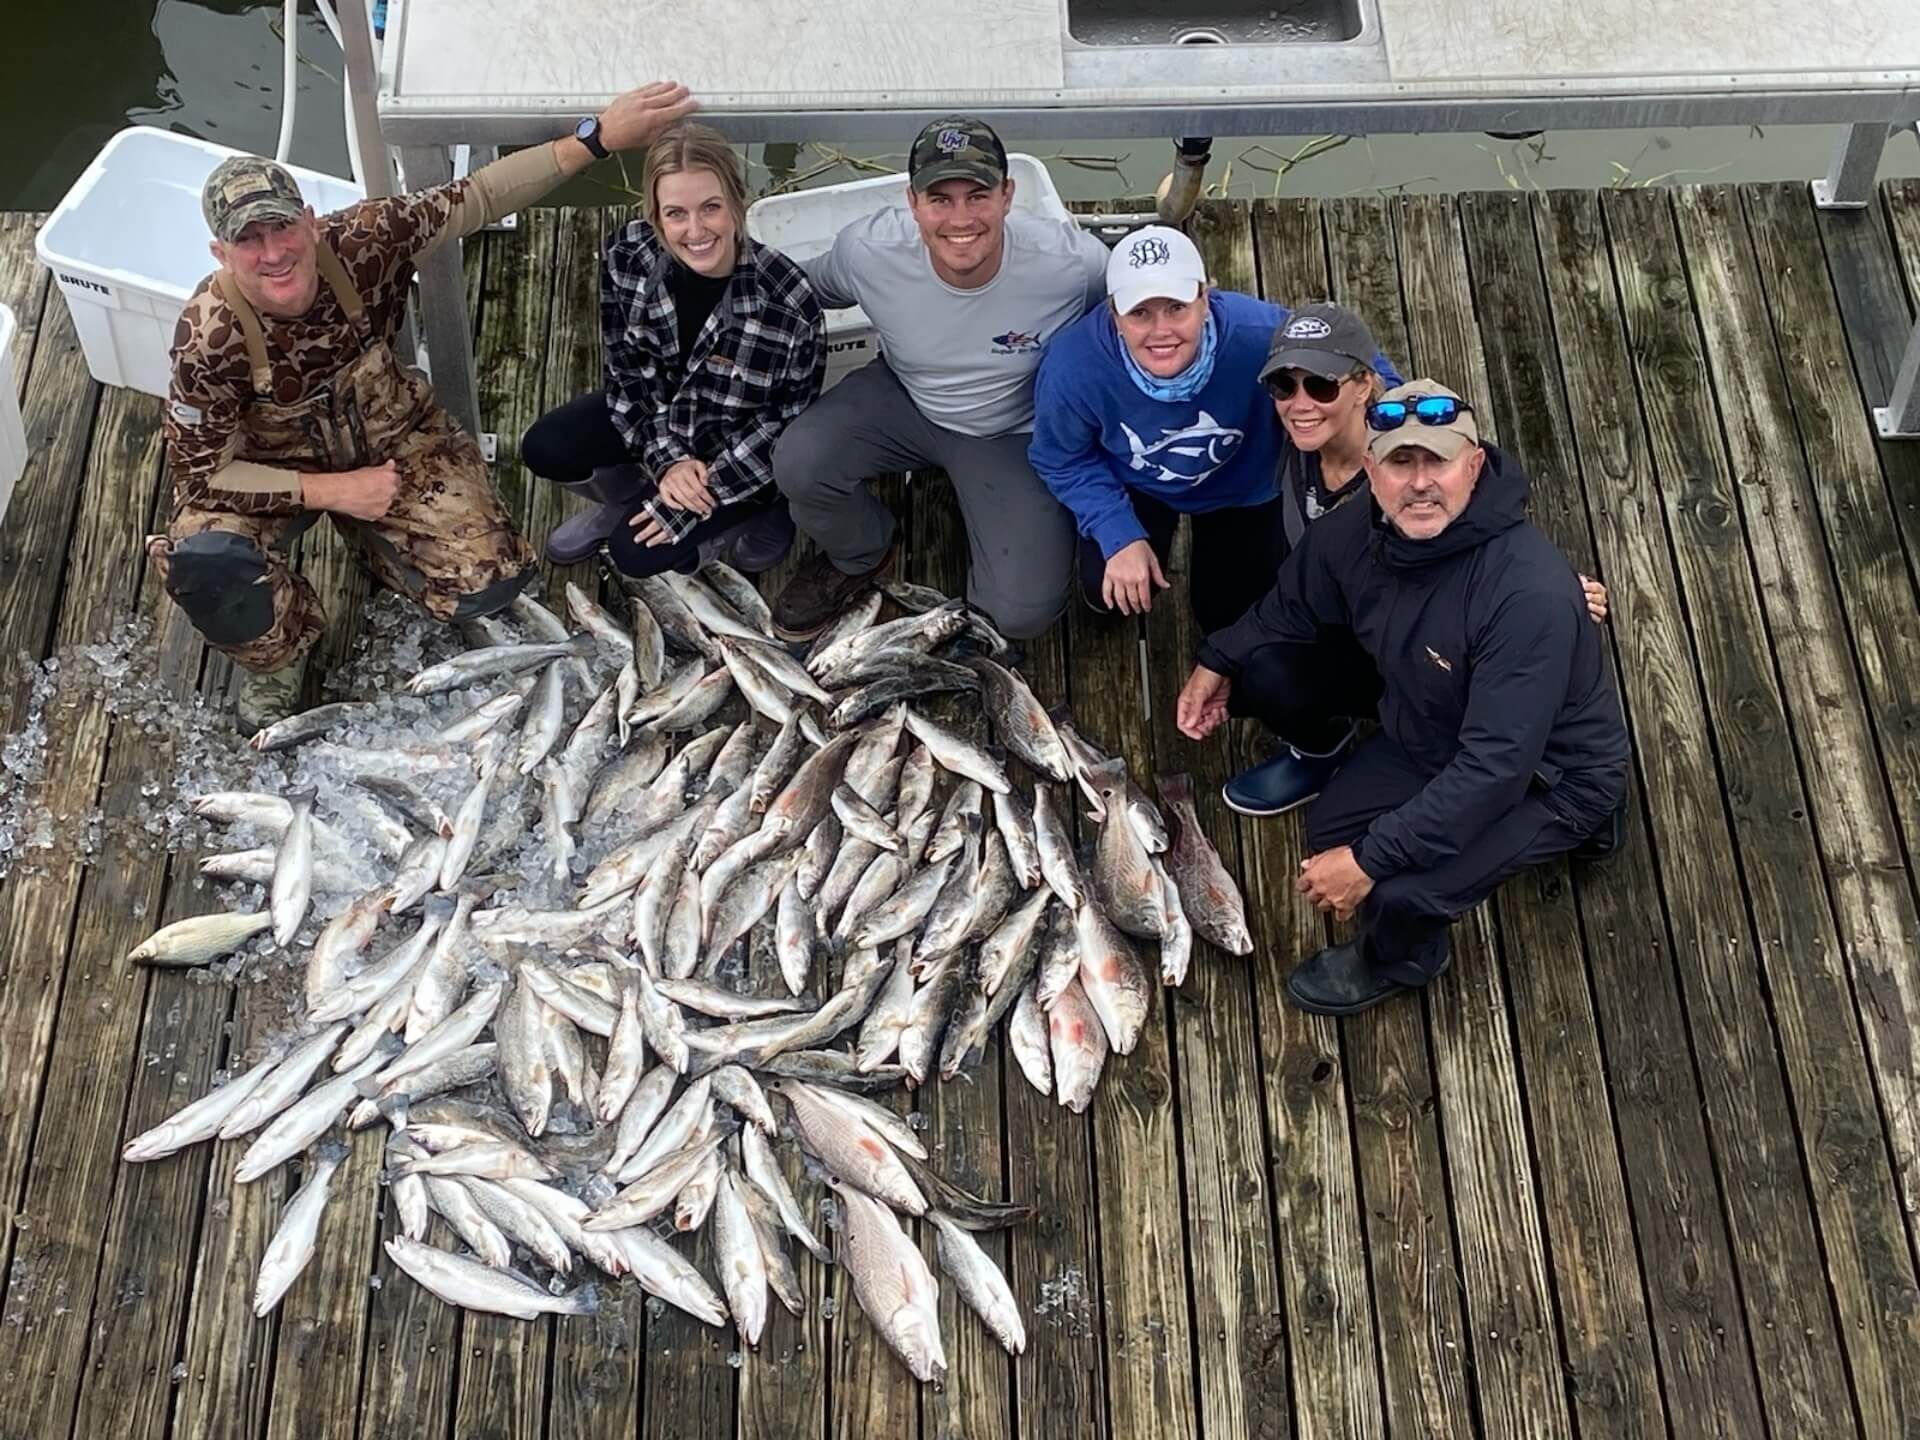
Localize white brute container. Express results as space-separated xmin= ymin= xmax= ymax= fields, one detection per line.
xmin=747 ymin=154 xmax=1073 ymax=391
xmin=34 ymin=127 xmax=363 ymax=398
xmin=0 ymin=303 xmax=25 ymax=523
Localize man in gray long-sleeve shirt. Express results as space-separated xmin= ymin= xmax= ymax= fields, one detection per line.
xmin=769 ymin=117 xmax=1109 ymax=642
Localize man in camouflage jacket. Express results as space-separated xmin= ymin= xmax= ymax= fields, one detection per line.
xmin=150 ymin=81 xmax=697 ymax=731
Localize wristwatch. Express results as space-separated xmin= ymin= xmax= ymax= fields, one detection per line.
xmin=574 ymin=116 xmax=609 ymax=160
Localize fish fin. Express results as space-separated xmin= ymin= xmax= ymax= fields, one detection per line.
xmin=376 ymin=1092 xmax=412 ymax=1126
xmin=1155 ymin=771 xmax=1194 ymax=805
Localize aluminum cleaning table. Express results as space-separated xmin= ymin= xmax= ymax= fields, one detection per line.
xmin=356 ymin=0 xmax=1920 ymax=435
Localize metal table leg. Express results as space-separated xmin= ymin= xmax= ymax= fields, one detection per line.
xmin=1811 ymin=121 xmax=1889 ymax=209
xmin=1874 ymin=315 xmax=1920 ymax=439
xmin=397 ymin=143 xmax=481 ymax=439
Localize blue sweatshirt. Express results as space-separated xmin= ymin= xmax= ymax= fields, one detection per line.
xmin=1028 ymin=290 xmax=1397 ymax=559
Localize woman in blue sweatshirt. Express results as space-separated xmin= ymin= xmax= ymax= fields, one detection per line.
xmin=1028 ymin=226 xmax=1397 ymax=636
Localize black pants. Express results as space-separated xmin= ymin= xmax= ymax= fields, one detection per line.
xmin=1232 ymin=631 xmax=1588 ymax=979
xmin=1306 ymin=732 xmax=1588 ymax=982
xmin=1078 ymin=491 xmax=1288 ymax=638
xmin=1229 ymin=628 xmax=1384 ymax=755
xmin=522 ymin=391 xmax=781 ymax=580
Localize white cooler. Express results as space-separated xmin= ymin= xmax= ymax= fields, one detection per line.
xmin=747 ymin=154 xmax=1073 ymax=391
xmin=0 ymin=302 xmax=25 ymax=523
xmin=34 ymin=127 xmax=363 ymax=398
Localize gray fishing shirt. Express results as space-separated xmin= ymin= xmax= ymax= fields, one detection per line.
xmin=803 ymin=207 xmax=1108 ymax=438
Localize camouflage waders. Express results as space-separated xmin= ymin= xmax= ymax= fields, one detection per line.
xmin=154 ymin=241 xmax=534 ymax=672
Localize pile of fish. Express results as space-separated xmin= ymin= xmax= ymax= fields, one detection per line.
xmin=120 ymin=565 xmax=1253 ymax=1383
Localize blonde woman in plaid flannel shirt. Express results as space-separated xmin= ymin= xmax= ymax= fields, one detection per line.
xmin=523 ymin=123 xmax=825 ymax=575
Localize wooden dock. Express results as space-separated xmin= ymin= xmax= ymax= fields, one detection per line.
xmin=3 ymin=181 xmax=1920 ymax=1440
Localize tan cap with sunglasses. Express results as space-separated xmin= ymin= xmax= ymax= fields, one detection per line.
xmin=1366 ymin=380 xmax=1479 ymax=461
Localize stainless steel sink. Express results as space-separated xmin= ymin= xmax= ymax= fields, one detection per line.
xmin=1065 ymin=0 xmax=1365 ymax=46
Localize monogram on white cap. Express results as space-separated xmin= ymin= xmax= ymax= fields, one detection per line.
xmin=1107 ymin=225 xmax=1206 ymax=314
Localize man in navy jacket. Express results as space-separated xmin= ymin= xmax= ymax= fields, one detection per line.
xmin=1175 ymin=380 xmax=1629 ymax=1014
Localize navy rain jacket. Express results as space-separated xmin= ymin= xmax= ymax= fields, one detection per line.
xmin=1197 ymin=443 xmax=1630 ymax=880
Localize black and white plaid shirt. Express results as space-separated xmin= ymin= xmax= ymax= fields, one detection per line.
xmin=601 ymin=220 xmax=825 ymax=541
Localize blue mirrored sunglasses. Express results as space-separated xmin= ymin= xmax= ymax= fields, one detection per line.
xmin=1367 ymin=395 xmax=1474 ymax=431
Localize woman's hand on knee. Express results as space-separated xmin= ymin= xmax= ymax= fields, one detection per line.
xmin=1579 ymin=573 xmax=1609 ymax=624
xmin=657 ymin=459 xmax=715 ymax=517
xmin=1175 ymin=664 xmax=1231 ymax=741
xmin=1102 ymin=539 xmax=1169 ymax=616
xmin=631 ymin=508 xmax=673 ymax=548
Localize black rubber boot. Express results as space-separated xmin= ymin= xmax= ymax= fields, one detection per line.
xmin=1284 ymin=935 xmax=1452 ymax=1017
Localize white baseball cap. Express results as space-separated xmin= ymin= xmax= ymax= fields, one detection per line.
xmin=1107 ymin=225 xmax=1206 ymax=313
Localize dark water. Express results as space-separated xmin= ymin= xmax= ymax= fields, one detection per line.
xmin=1 ymin=0 xmax=349 ymax=213
xmin=2 ymin=1 xmax=1913 ymax=215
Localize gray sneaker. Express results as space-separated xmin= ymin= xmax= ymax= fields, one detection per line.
xmin=236 ymin=659 xmax=307 ymax=736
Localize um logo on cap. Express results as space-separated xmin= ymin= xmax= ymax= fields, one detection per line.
xmin=936 ymin=128 xmax=967 ymax=153
xmin=1128 ymin=237 xmax=1170 ymax=267
xmin=1285 ymin=315 xmax=1332 ymax=339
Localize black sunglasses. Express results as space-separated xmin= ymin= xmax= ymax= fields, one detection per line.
xmin=1367 ymin=395 xmax=1474 ymax=431
xmin=1267 ymin=371 xmax=1348 ymax=404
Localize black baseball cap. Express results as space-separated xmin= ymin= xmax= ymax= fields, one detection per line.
xmin=1259 ymin=302 xmax=1379 ymax=383
xmin=909 ymin=117 xmax=1009 ymax=192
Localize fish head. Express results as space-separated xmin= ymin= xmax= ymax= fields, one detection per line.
xmin=1086 ymin=756 xmax=1130 ymax=803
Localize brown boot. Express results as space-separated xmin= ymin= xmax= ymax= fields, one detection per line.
xmin=235 ymin=657 xmax=307 ymax=737
xmin=770 ymin=544 xmax=895 ymax=641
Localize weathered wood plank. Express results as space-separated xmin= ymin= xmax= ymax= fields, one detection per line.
xmin=523 ymin=205 xmax=609 ymax=610
xmin=1392 ymin=192 xmax=1573 ymax=1440
xmin=0 ymin=214 xmax=50 ymax=402
xmin=734 ymin=588 xmax=828 ymax=1437
xmin=1456 ymin=189 xmax=1670 ymax=1439
xmin=817 ymin=475 xmax=918 ymax=1440
xmin=1315 ymin=194 xmax=1476 ymax=1440
xmin=1601 ymin=184 xmax=1863 ymax=1439
xmin=0 ymin=385 xmax=171 ymax=1435
xmin=0 ymin=293 xmax=100 ymax=737
xmin=1876 ymin=179 xmax=1920 ymax=580
xmin=261 ymin=1147 xmax=383 ymax=1440
xmin=347 ymin=222 xmax=497 ymax=1440
xmin=1064 ymin=540 xmax=1198 ymax=1440
xmin=475 ymin=207 xmax=571 ymax=606
xmin=67 ymin=610 xmax=220 ymax=1440
xmin=170 ymin=1005 xmax=290 ymax=1440
xmin=452 ymin=1314 xmax=551 ymax=1440
xmin=909 ymin=472 xmax=1016 ymax=1440
xmin=639 ymin=1234 xmax=736 ymax=1440
xmin=519 ymin=205 xmax=650 ymax=1440
xmin=1532 ymin=186 xmax=1775 ymax=1438
xmin=1002 ymin=610 xmax=1106 ymax=1440
xmin=1178 ymin=197 xmax=1334 ymax=1440
xmin=354 ymin=1198 xmax=462 ymax=1440
xmin=1672 ymin=182 xmax=1920 ymax=1426
xmin=1803 ymin=187 xmax=1920 ymax=1230
xmin=172 ymin=301 xmax=397 ymax=1440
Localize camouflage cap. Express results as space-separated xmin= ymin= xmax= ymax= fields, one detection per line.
xmin=201 ymin=156 xmax=307 ymax=243
xmin=908 ymin=117 xmax=1008 ymax=192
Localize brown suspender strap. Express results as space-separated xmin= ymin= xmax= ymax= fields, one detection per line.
xmin=213 ymin=240 xmax=373 ymax=399
xmin=313 ymin=241 xmax=368 ymax=331
xmin=214 ymin=270 xmax=275 ymax=399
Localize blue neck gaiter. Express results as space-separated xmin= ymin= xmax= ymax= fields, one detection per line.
xmin=1120 ymin=310 xmax=1219 ymax=404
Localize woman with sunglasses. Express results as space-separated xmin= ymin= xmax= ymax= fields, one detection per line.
xmin=1029 ymin=229 xmax=1400 ymax=637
